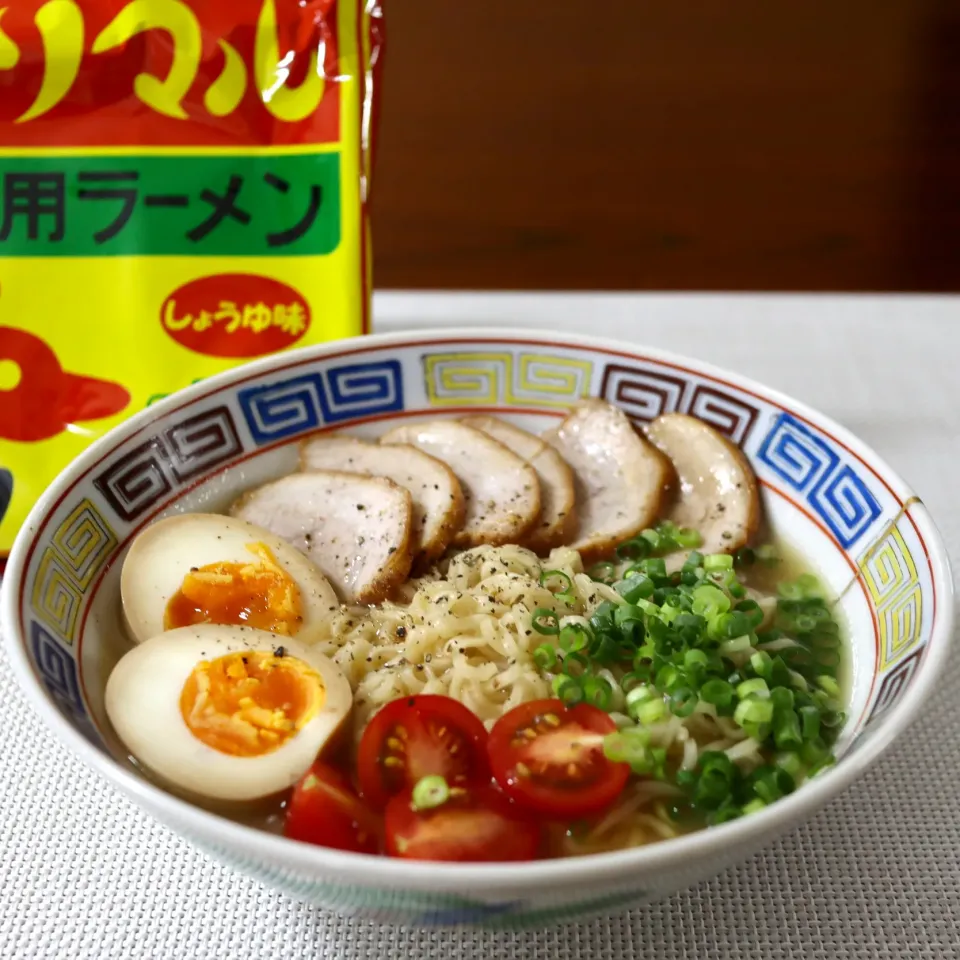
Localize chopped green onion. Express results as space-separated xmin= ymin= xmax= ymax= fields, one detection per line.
xmin=669 ymin=686 xmax=698 ymax=718
xmin=640 ymin=528 xmax=662 ymax=549
xmin=638 ymin=557 xmax=668 ymax=579
xmin=531 ymin=608 xmax=560 ymax=635
xmin=655 ymin=663 xmax=681 ymax=691
xmin=749 ymin=766 xmax=795 ymax=804
xmin=588 ymin=562 xmax=616 ymax=584
xmin=701 ymin=678 xmax=735 ymax=709
xmin=770 ymin=686 xmax=795 ymax=713
xmin=620 ymin=670 xmax=648 ymax=693
xmin=710 ymin=803 xmax=743 ymax=824
xmin=719 ymin=635 xmax=754 ymax=658
xmin=603 ymin=728 xmax=650 ymax=766
xmin=614 ymin=603 xmax=646 ymax=627
xmin=552 ymin=675 xmax=584 ymax=705
xmin=533 ymin=643 xmax=557 ymax=670
xmin=625 ymin=684 xmax=655 ymax=712
xmin=800 ymin=736 xmax=829 ymax=766
xmin=684 ymin=649 xmax=709 ymax=671
xmin=735 ymin=599 xmax=765 ymax=630
xmin=562 ymin=651 xmax=590 ymax=678
xmin=737 ymin=678 xmax=770 ymax=700
xmin=750 ymin=650 xmax=773 ymax=679
xmin=615 ymin=538 xmax=649 ymax=561
xmin=816 ymin=675 xmax=841 ymax=699
xmin=614 ymin=575 xmax=655 ymax=603
xmin=742 ymin=798 xmax=766 ymax=815
xmin=734 ymin=697 xmax=774 ymax=737
xmin=582 ymin=675 xmax=613 ymax=710
xmin=557 ymin=677 xmax=584 ymax=706
xmin=728 ymin=579 xmax=747 ymax=599
xmin=774 ymin=750 xmax=803 ymax=779
xmin=734 ymin=547 xmax=756 ymax=567
xmin=821 ymin=709 xmax=846 ymax=729
xmin=715 ymin=611 xmax=753 ymax=639
xmin=704 ymin=553 xmax=734 ymax=572
xmin=799 ymin=705 xmax=821 ymax=741
xmin=807 ymin=753 xmax=836 ymax=778
xmin=674 ymin=527 xmax=703 ymax=548
xmin=635 ymin=697 xmax=666 ymax=725
xmin=540 ymin=570 xmax=573 ymax=594
xmin=692 ymin=584 xmax=731 ymax=618
xmin=411 ymin=775 xmax=450 ymax=811
xmin=774 ymin=710 xmax=803 ymax=750
xmin=558 ymin=623 xmax=591 ymax=652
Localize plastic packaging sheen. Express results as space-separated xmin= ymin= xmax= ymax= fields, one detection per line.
xmin=0 ymin=0 xmax=384 ymax=567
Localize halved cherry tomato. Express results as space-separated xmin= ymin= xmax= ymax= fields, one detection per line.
xmin=384 ymin=782 xmax=540 ymax=862
xmin=284 ymin=761 xmax=381 ymax=854
xmin=487 ymin=698 xmax=629 ymax=818
xmin=357 ymin=695 xmax=490 ymax=808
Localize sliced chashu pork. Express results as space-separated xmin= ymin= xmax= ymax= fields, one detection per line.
xmin=380 ymin=421 xmax=541 ymax=548
xmin=544 ymin=399 xmax=672 ymax=564
xmin=229 ymin=471 xmax=414 ymax=604
xmin=300 ymin=435 xmax=465 ymax=570
xmin=645 ymin=413 xmax=760 ymax=562
xmin=461 ymin=416 xmax=577 ymax=554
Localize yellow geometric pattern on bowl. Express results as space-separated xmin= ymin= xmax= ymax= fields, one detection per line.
xmin=30 ymin=499 xmax=118 ymax=645
xmin=32 ymin=549 xmax=84 ymax=645
xmin=51 ymin=499 xmax=119 ymax=588
xmin=424 ymin=352 xmax=593 ymax=409
xmin=859 ymin=526 xmax=923 ymax=672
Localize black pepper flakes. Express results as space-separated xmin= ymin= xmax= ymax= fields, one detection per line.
xmin=273 ymin=645 xmax=286 ymax=658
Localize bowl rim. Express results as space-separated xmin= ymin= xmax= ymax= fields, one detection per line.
xmin=2 ymin=325 xmax=954 ymax=893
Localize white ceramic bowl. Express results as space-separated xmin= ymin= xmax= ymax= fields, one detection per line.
xmin=2 ymin=328 xmax=953 ymax=928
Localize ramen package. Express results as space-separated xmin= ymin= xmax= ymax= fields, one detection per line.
xmin=0 ymin=0 xmax=384 ymax=566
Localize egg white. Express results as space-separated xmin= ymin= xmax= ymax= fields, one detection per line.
xmin=105 ymin=624 xmax=353 ymax=803
xmin=120 ymin=513 xmax=340 ymax=645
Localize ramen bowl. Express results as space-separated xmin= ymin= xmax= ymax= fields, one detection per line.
xmin=1 ymin=328 xmax=953 ymax=928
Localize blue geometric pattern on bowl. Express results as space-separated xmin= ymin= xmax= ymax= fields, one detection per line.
xmin=757 ymin=412 xmax=882 ymax=548
xmin=239 ymin=359 xmax=404 ymax=445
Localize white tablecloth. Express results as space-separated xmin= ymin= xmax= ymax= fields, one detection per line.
xmin=2 ymin=292 xmax=958 ymax=959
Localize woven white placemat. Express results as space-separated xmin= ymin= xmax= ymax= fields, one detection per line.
xmin=2 ymin=294 xmax=958 ymax=960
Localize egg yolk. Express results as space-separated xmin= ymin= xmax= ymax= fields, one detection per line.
xmin=180 ymin=650 xmax=324 ymax=757
xmin=165 ymin=542 xmax=304 ymax=636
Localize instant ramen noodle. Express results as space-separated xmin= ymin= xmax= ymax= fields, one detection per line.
xmin=0 ymin=0 xmax=384 ymax=568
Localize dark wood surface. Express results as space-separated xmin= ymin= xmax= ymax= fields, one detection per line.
xmin=370 ymin=2 xmax=960 ymax=292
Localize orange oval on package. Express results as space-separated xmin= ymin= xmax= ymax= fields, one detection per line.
xmin=160 ymin=274 xmax=312 ymax=359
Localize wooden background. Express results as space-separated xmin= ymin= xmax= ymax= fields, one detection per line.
xmin=370 ymin=2 xmax=960 ymax=292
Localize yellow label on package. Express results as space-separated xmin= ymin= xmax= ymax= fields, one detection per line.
xmin=0 ymin=0 xmax=383 ymax=564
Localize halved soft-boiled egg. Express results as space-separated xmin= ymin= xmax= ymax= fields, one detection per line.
xmin=105 ymin=624 xmax=353 ymax=803
xmin=120 ymin=513 xmax=339 ymax=646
